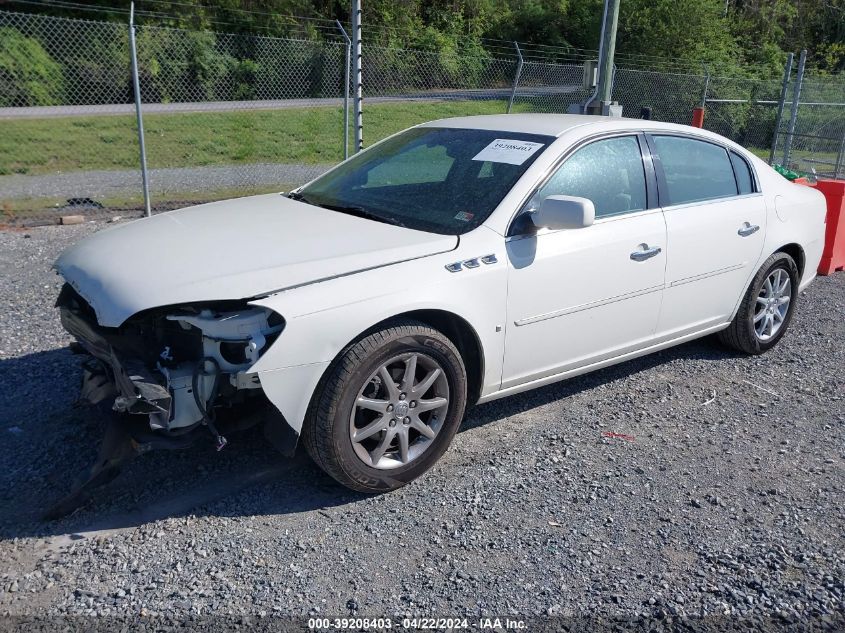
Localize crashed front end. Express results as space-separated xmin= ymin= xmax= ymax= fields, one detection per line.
xmin=56 ymin=283 xmax=285 ymax=450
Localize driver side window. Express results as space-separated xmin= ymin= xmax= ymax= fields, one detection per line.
xmin=532 ymin=135 xmax=648 ymax=219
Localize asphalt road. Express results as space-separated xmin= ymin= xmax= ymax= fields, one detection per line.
xmin=0 ymin=86 xmax=581 ymax=119
xmin=0 ymin=221 xmax=842 ymax=629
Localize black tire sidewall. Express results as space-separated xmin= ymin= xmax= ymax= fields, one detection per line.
xmin=742 ymin=254 xmax=799 ymax=353
xmin=328 ymin=330 xmax=467 ymax=492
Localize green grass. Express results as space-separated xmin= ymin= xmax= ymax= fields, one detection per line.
xmin=0 ymin=184 xmax=299 ymax=221
xmin=748 ymin=146 xmax=840 ymax=174
xmin=0 ymin=100 xmax=513 ymax=176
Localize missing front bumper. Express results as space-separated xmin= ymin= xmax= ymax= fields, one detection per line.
xmin=61 ymin=307 xmax=171 ymax=416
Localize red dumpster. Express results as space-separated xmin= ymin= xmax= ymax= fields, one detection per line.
xmin=807 ymin=179 xmax=845 ymax=275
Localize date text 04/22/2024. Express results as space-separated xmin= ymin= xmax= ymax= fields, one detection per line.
xmin=307 ymin=617 xmax=527 ymax=630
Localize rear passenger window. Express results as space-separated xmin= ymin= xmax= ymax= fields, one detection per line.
xmin=653 ymin=136 xmax=738 ymax=205
xmin=730 ymin=152 xmax=754 ymax=194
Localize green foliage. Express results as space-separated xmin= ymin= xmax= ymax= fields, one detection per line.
xmin=617 ymin=0 xmax=741 ymax=73
xmin=0 ymin=27 xmax=64 ymax=106
xmin=6 ymin=0 xmax=844 ymax=78
xmin=137 ymin=28 xmax=236 ymax=102
xmin=2 ymin=0 xmax=842 ymax=107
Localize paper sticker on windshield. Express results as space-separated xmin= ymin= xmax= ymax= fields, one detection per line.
xmin=472 ymin=139 xmax=544 ymax=165
xmin=454 ymin=211 xmax=474 ymax=222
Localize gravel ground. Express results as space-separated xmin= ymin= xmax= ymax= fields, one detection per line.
xmin=0 ymin=221 xmax=842 ymax=630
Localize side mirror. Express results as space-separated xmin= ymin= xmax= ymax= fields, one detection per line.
xmin=532 ymin=195 xmax=595 ymax=230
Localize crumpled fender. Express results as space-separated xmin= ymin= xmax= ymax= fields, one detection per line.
xmin=247 ymin=228 xmax=507 ymax=435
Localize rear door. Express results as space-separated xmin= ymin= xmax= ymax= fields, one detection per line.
xmin=648 ymin=134 xmax=766 ymax=339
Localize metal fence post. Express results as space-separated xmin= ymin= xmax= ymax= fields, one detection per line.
xmin=700 ymin=64 xmax=710 ymax=108
xmin=835 ymin=130 xmax=845 ymax=180
xmin=336 ymin=20 xmax=351 ymax=160
xmin=128 ymin=2 xmax=151 ymax=217
xmin=507 ymin=42 xmax=523 ymax=114
xmin=782 ymin=49 xmax=806 ymax=167
xmin=351 ymin=0 xmax=363 ymax=153
xmin=769 ymin=52 xmax=794 ymax=165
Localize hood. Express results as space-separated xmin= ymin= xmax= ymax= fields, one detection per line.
xmin=55 ymin=193 xmax=458 ymax=327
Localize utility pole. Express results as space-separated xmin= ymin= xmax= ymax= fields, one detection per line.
xmin=351 ymin=0 xmax=363 ymax=153
xmin=584 ymin=0 xmax=622 ymax=116
xmin=596 ymin=0 xmax=620 ymax=108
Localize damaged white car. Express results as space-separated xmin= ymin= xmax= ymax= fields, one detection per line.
xmin=53 ymin=114 xmax=826 ymax=508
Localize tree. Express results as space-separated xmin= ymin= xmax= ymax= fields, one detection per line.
xmin=0 ymin=27 xmax=65 ymax=106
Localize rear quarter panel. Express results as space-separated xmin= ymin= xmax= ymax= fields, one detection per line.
xmin=752 ymin=158 xmax=827 ymax=291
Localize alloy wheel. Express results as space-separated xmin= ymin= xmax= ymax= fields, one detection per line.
xmin=349 ymin=352 xmax=450 ymax=470
xmin=754 ymin=268 xmax=791 ymax=342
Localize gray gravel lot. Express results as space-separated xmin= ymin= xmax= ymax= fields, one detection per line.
xmin=0 ymin=220 xmax=842 ymax=629
xmin=0 ymin=164 xmax=331 ymax=200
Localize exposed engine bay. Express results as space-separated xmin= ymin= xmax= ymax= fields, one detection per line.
xmin=56 ymin=283 xmax=284 ymax=449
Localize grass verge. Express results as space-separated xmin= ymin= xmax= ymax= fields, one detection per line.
xmin=0 ymin=100 xmax=512 ymax=176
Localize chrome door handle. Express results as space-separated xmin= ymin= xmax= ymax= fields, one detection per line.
xmin=630 ymin=244 xmax=662 ymax=261
xmin=738 ymin=222 xmax=760 ymax=237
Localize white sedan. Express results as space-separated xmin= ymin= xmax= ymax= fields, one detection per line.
xmin=55 ymin=114 xmax=827 ymax=494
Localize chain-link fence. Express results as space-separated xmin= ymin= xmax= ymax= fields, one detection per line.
xmin=1 ymin=8 xmax=843 ymax=224
xmin=0 ymin=10 xmax=145 ymax=218
xmin=772 ymin=75 xmax=845 ymax=178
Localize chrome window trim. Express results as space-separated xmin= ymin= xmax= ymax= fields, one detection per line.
xmin=505 ymin=131 xmax=654 ymax=237
xmin=505 ymin=127 xmax=763 ymax=238
xmin=645 ymin=131 xmax=762 ymax=208
xmin=660 ymin=191 xmax=763 ymax=213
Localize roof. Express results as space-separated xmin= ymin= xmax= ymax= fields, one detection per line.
xmin=420 ymin=113 xmax=703 ymax=138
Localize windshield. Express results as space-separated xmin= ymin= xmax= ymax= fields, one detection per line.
xmin=296 ymin=127 xmax=553 ymax=235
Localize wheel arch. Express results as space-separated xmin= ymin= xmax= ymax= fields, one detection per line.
xmin=728 ymin=243 xmax=806 ymax=323
xmin=773 ymin=242 xmax=805 ymax=278
xmin=391 ymin=309 xmax=485 ymax=406
xmin=324 ymin=309 xmax=485 ymax=407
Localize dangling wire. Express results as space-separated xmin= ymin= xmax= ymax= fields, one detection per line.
xmin=192 ymin=357 xmax=227 ymax=451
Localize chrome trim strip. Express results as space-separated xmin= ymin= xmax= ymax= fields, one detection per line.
xmin=514 ymin=284 xmax=664 ymax=327
xmin=660 ymin=192 xmax=763 ymax=213
xmin=514 ymin=262 xmax=747 ymax=326
xmin=479 ymin=322 xmax=731 ymax=403
xmin=668 ymin=263 xmax=746 ymax=288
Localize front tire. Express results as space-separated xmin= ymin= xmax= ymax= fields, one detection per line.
xmin=718 ymin=252 xmax=799 ymax=355
xmin=302 ymin=319 xmax=468 ymax=493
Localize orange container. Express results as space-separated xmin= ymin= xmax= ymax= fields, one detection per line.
xmin=691 ymin=107 xmax=704 ymax=128
xmin=807 ymin=179 xmax=845 ymax=275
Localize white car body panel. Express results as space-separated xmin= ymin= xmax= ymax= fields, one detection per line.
xmin=54 ymin=193 xmax=457 ymax=327
xmin=657 ymin=194 xmax=767 ymax=340
xmin=502 ymin=209 xmax=667 ymax=388
xmin=248 ymin=228 xmax=508 ymax=432
xmin=53 ymin=114 xmax=828 ymax=440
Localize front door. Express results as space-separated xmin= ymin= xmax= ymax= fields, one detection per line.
xmin=502 ymin=134 xmax=667 ymax=389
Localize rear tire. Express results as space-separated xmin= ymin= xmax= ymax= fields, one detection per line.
xmin=302 ymin=319 xmax=467 ymax=493
xmin=718 ymin=252 xmax=799 ymax=355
